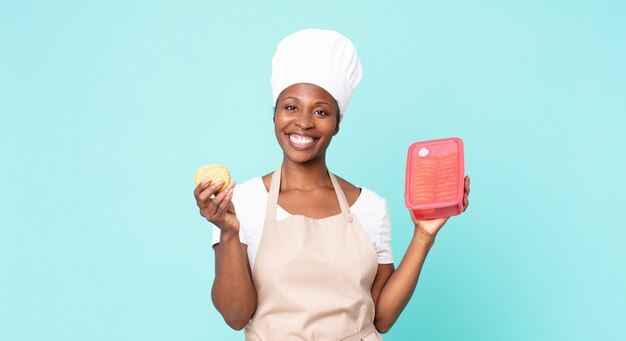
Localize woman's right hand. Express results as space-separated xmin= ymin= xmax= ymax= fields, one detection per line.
xmin=194 ymin=179 xmax=239 ymax=233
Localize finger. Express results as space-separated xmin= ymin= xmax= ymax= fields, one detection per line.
xmin=214 ymin=181 xmax=235 ymax=203
xmin=226 ymin=191 xmax=237 ymax=214
xmin=202 ymin=198 xmax=220 ymax=219
xmin=194 ymin=178 xmax=212 ymax=197
xmin=217 ymin=182 xmax=237 ymax=218
xmin=464 ymin=176 xmax=470 ymax=196
xmin=195 ymin=179 xmax=215 ymax=208
xmin=197 ymin=179 xmax=225 ymax=208
xmin=217 ymin=186 xmax=235 ymax=216
xmin=195 ymin=178 xmax=217 ymax=206
xmin=206 ymin=181 xmax=231 ymax=216
xmin=463 ymin=194 xmax=469 ymax=211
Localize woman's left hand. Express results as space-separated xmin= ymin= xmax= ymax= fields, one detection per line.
xmin=411 ymin=175 xmax=470 ymax=238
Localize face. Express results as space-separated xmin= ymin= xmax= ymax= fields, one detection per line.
xmin=274 ymin=83 xmax=340 ymax=165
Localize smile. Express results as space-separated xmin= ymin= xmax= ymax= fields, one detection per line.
xmin=288 ymin=134 xmax=318 ymax=147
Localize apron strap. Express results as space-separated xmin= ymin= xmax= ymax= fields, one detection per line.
xmin=265 ymin=166 xmax=353 ymax=223
xmin=328 ymin=172 xmax=354 ymax=222
xmin=265 ymin=166 xmax=282 ymax=221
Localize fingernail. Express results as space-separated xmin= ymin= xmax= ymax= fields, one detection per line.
xmin=213 ymin=180 xmax=225 ymax=187
xmin=202 ymin=179 xmax=212 ymax=186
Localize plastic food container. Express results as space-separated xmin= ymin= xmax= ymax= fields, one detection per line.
xmin=405 ymin=137 xmax=465 ymax=220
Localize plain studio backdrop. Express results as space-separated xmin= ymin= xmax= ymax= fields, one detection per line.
xmin=1 ymin=1 xmax=625 ymax=340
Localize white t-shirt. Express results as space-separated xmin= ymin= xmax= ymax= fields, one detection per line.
xmin=211 ymin=177 xmax=394 ymax=270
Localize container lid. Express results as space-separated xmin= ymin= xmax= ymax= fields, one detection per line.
xmin=404 ymin=137 xmax=464 ymax=210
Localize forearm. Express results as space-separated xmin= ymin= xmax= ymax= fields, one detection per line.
xmin=211 ymin=231 xmax=257 ymax=330
xmin=374 ymin=228 xmax=435 ymax=332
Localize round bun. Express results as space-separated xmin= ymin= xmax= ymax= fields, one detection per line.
xmin=194 ymin=164 xmax=231 ymax=193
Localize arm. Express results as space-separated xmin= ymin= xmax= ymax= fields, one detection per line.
xmin=371 ymin=175 xmax=470 ymax=333
xmin=371 ymin=229 xmax=435 ymax=333
xmin=194 ymin=179 xmax=257 ymax=330
xmin=212 ymin=234 xmax=257 ymax=330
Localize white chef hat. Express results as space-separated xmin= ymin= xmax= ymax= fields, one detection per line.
xmin=271 ymin=28 xmax=363 ymax=120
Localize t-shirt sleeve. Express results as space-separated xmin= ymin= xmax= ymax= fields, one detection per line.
xmin=211 ymin=188 xmax=248 ymax=247
xmin=375 ymin=199 xmax=394 ymax=264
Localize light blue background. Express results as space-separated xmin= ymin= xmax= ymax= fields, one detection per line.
xmin=2 ymin=0 xmax=625 ymax=340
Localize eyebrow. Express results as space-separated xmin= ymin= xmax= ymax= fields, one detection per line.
xmin=281 ymin=97 xmax=331 ymax=107
xmin=282 ymin=96 xmax=300 ymax=102
xmin=314 ymin=101 xmax=332 ymax=107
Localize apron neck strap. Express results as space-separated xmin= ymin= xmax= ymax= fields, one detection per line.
xmin=265 ymin=166 xmax=282 ymax=221
xmin=328 ymin=171 xmax=352 ymax=216
xmin=265 ymin=165 xmax=352 ymax=222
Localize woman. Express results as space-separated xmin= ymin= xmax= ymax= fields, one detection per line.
xmin=194 ymin=29 xmax=470 ymax=340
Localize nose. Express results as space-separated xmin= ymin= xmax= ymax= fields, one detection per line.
xmin=294 ymin=112 xmax=315 ymax=129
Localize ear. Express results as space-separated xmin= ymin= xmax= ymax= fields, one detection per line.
xmin=333 ymin=106 xmax=341 ymax=135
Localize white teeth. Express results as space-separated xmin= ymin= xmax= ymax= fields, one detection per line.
xmin=289 ymin=134 xmax=316 ymax=145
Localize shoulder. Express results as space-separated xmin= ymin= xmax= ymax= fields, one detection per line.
xmin=353 ymin=186 xmax=388 ymax=216
xmin=235 ymin=176 xmax=266 ymax=194
xmin=332 ymin=174 xmax=387 ymax=209
xmin=357 ymin=186 xmax=387 ymax=205
xmin=231 ymin=177 xmax=267 ymax=238
xmin=350 ymin=183 xmax=394 ymax=263
xmin=261 ymin=172 xmax=273 ymax=193
xmin=333 ymin=174 xmax=362 ymax=207
xmin=233 ymin=177 xmax=267 ymax=207
xmin=232 ymin=177 xmax=267 ymax=214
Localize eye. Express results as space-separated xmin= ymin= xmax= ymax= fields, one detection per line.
xmin=285 ymin=105 xmax=297 ymax=111
xmin=315 ymin=110 xmax=329 ymax=117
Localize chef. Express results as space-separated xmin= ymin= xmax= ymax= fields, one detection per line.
xmin=194 ymin=28 xmax=471 ymax=340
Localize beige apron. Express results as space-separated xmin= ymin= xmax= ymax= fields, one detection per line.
xmin=244 ymin=166 xmax=383 ymax=341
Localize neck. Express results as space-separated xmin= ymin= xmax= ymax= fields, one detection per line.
xmin=280 ymin=157 xmax=332 ymax=191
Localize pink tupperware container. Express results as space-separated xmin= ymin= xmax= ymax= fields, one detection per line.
xmin=404 ymin=137 xmax=465 ymax=220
